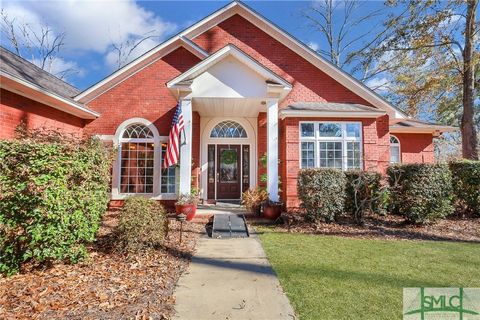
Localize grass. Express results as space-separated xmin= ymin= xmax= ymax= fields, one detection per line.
xmin=259 ymin=230 xmax=480 ymax=320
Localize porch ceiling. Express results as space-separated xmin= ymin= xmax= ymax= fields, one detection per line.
xmin=192 ymin=97 xmax=265 ymax=117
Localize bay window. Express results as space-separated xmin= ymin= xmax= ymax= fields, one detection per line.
xmin=299 ymin=122 xmax=362 ymax=170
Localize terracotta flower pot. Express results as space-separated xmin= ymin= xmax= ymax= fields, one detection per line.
xmin=263 ymin=203 xmax=282 ymax=220
xmin=175 ymin=204 xmax=197 ymax=221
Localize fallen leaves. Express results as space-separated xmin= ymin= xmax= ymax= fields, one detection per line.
xmin=271 ymin=212 xmax=480 ymax=243
xmin=0 ymin=211 xmax=203 ymax=319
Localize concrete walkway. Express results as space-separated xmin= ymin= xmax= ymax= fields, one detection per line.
xmin=174 ymin=231 xmax=296 ymax=320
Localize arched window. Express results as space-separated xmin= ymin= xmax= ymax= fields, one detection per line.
xmin=390 ymin=135 xmax=401 ymax=164
xmin=210 ymin=120 xmax=247 ymax=138
xmin=119 ymin=124 xmax=155 ymax=194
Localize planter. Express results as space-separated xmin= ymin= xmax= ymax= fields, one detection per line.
xmin=263 ymin=203 xmax=283 ymax=220
xmin=175 ymin=204 xmax=197 ymax=221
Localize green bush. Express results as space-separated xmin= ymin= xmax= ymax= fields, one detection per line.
xmin=115 ymin=197 xmax=167 ymax=253
xmin=345 ymin=171 xmax=387 ymax=224
xmin=387 ymin=163 xmax=454 ymax=223
xmin=449 ymin=160 xmax=480 ymax=216
xmin=297 ymin=168 xmax=346 ymax=223
xmin=0 ymin=135 xmax=111 ymax=276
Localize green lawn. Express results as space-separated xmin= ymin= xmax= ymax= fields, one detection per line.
xmin=259 ymin=231 xmax=480 ymax=320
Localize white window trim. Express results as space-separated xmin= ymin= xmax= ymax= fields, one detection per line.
xmin=390 ymin=134 xmax=401 ymax=164
xmin=111 ymin=118 xmax=177 ymax=200
xmin=299 ymin=121 xmax=363 ymax=170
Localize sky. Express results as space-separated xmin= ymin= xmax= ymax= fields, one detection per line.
xmin=0 ymin=0 xmax=389 ymax=91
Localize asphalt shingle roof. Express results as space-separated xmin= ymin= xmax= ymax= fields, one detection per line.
xmin=0 ymin=46 xmax=80 ymax=98
xmin=284 ymin=102 xmax=384 ymax=113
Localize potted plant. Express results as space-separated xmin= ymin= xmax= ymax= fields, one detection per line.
xmin=175 ymin=193 xmax=199 ymax=221
xmin=242 ymin=187 xmax=268 ymax=215
xmin=263 ymin=199 xmax=283 ymax=220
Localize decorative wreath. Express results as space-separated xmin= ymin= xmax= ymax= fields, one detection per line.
xmin=221 ymin=150 xmax=237 ymax=165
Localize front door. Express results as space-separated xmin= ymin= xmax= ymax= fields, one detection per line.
xmin=216 ymin=144 xmax=241 ymax=200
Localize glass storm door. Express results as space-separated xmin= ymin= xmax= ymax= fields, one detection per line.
xmin=216 ymin=145 xmax=241 ymax=199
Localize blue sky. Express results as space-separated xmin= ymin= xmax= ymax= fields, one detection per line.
xmin=1 ymin=0 xmax=388 ymax=91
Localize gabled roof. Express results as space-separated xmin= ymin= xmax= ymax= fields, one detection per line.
xmin=1 ymin=46 xmax=79 ymax=98
xmin=167 ymin=44 xmax=292 ymax=90
xmin=0 ymin=46 xmax=99 ymax=119
xmin=74 ymin=1 xmax=407 ymax=119
xmin=280 ymin=102 xmax=386 ymax=118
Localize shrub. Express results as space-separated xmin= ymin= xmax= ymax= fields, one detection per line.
xmin=115 ymin=197 xmax=167 ymax=253
xmin=344 ymin=171 xmax=387 ymax=224
xmin=242 ymin=187 xmax=268 ymax=214
xmin=449 ymin=160 xmax=480 ymax=216
xmin=297 ymin=168 xmax=346 ymax=223
xmin=387 ymin=163 xmax=454 ymax=223
xmin=0 ymin=136 xmax=111 ymax=276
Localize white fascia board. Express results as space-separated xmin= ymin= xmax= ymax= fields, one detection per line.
xmin=1 ymin=71 xmax=99 ymax=119
xmin=389 ymin=126 xmax=457 ymax=134
xmin=74 ymin=38 xmax=208 ymax=103
xmin=279 ymin=110 xmax=386 ymax=119
xmin=167 ymin=44 xmax=291 ymax=89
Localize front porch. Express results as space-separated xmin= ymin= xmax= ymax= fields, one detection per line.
xmin=167 ymin=44 xmax=292 ymax=203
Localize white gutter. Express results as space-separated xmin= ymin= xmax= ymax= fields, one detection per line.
xmin=280 ymin=109 xmax=386 ymax=119
xmin=1 ymin=71 xmax=99 ymax=119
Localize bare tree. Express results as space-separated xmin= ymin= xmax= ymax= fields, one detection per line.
xmin=301 ymin=0 xmax=393 ymax=77
xmin=1 ymin=9 xmax=75 ymax=79
xmin=110 ymin=30 xmax=158 ymax=70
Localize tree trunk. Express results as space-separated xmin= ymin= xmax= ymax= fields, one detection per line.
xmin=461 ymin=0 xmax=479 ymax=160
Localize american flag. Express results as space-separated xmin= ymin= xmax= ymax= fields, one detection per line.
xmin=163 ymin=102 xmax=184 ymax=168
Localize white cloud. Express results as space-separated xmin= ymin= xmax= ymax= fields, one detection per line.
xmin=308 ymin=41 xmax=320 ymax=52
xmin=1 ymin=0 xmax=177 ymax=70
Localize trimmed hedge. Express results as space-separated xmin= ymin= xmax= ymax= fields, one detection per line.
xmin=449 ymin=160 xmax=480 ymax=216
xmin=0 ymin=137 xmax=111 ymax=276
xmin=387 ymin=163 xmax=454 ymax=223
xmin=297 ymin=168 xmax=346 ymax=223
xmin=115 ymin=197 xmax=167 ymax=253
xmin=345 ymin=171 xmax=387 ymax=224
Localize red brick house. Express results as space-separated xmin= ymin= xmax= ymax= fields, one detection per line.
xmin=0 ymin=1 xmax=453 ymax=209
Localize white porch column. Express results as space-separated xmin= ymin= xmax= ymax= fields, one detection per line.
xmin=179 ymin=98 xmax=192 ymax=195
xmin=266 ymin=98 xmax=279 ymax=202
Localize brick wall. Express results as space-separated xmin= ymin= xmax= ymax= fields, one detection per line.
xmin=0 ymin=88 xmax=85 ymax=139
xmin=393 ymin=133 xmax=434 ymax=163
xmin=280 ymin=116 xmax=390 ymax=209
xmin=257 ymin=112 xmax=267 ymax=187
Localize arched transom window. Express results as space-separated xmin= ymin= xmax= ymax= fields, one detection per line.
xmin=390 ymin=135 xmax=401 ymax=164
xmin=210 ymin=121 xmax=247 ymax=138
xmin=122 ymin=124 xmax=154 ymax=139
xmin=119 ymin=124 xmax=155 ymax=194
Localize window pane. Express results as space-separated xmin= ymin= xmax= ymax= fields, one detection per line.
xmin=301 ymin=142 xmax=315 ymax=168
xmin=319 ymin=140 xmax=342 ymax=169
xmin=347 ymin=142 xmax=361 ymax=169
xmin=161 ymin=144 xmax=177 ymax=193
xmin=300 ymin=123 xmax=315 ymax=137
xmin=319 ymin=123 xmax=342 ymax=137
xmin=346 ymin=123 xmax=361 ymax=138
xmin=120 ymin=142 xmax=154 ymax=194
xmin=391 ymin=146 xmax=400 ymax=164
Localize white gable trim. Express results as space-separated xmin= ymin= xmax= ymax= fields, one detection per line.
xmin=74 ymin=37 xmax=208 ymax=103
xmin=167 ymin=44 xmax=292 ymax=89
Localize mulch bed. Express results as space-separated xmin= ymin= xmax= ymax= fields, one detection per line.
xmin=273 ymin=212 xmax=480 ymax=243
xmin=0 ymin=211 xmax=204 ymax=320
